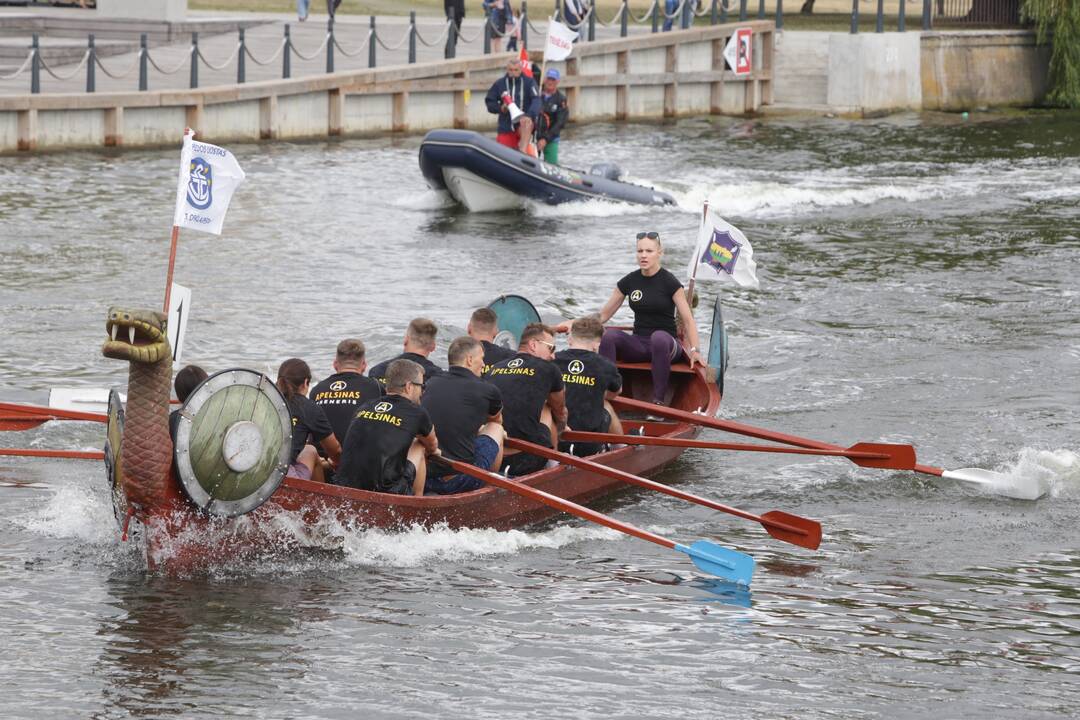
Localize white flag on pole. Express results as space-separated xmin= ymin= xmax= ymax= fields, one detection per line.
xmin=687 ymin=207 xmax=760 ymax=289
xmin=172 ymin=129 xmax=246 ymax=236
xmin=543 ymin=18 xmax=578 ymax=62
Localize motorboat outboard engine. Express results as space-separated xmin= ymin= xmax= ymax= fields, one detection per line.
xmin=588 ymin=163 xmax=622 ymax=181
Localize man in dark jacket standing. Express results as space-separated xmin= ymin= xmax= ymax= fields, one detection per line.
xmin=485 ymin=58 xmax=540 ymax=154
xmin=536 ymin=68 xmax=569 ymax=165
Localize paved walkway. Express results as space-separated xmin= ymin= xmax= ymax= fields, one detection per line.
xmin=0 ymin=8 xmax=655 ymax=96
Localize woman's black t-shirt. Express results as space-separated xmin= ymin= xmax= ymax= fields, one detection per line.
xmin=617 ymin=268 xmax=683 ymax=337
xmin=287 ymin=394 xmax=334 ymax=464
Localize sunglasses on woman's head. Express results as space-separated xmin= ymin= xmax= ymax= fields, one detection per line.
xmin=636 ymin=231 xmax=660 ymax=240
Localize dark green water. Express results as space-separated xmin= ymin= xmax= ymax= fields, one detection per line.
xmin=1 ymin=112 xmax=1078 ymax=718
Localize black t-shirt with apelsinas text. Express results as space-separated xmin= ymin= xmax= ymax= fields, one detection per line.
xmin=485 ymin=352 xmax=563 ymax=447
xmin=367 ymin=352 xmax=444 ymax=387
xmin=554 ymin=348 xmax=622 ymax=433
xmin=422 ymin=366 xmax=503 ymax=463
xmin=335 ymin=395 xmax=433 ymax=493
xmin=481 ymin=340 xmax=517 ymax=375
xmin=617 ymin=268 xmax=683 ymax=337
xmin=309 ymin=371 xmax=383 ymax=445
xmin=286 ymin=394 xmax=334 ymax=465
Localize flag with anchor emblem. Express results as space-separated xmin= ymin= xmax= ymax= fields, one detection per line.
xmin=172 ymin=128 xmax=246 ymax=236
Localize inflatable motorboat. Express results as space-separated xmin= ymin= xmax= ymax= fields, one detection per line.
xmin=419 ymin=129 xmax=677 ymax=212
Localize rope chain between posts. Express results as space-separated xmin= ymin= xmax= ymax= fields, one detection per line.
xmin=197 ymin=42 xmax=241 ymax=71
xmin=629 ymin=0 xmax=660 ymax=22
xmin=38 ymin=49 xmax=90 ymax=81
xmin=414 ymin=19 xmax=452 ymax=47
xmin=94 ymin=50 xmax=140 ymax=79
xmin=486 ymin=15 xmax=509 ymax=38
xmin=146 ymin=46 xmax=190 ymax=75
xmin=693 ymin=0 xmax=712 ymax=16
xmin=0 ymin=51 xmax=32 ymax=80
xmin=334 ymin=30 xmax=371 ymax=57
xmin=456 ymin=23 xmax=482 ymax=44
xmin=594 ymin=4 xmax=627 ymax=27
xmin=375 ymin=25 xmax=412 ymax=51
xmin=291 ymin=32 xmax=330 ymax=61
xmin=662 ymin=0 xmax=691 ymax=19
xmin=245 ymin=37 xmax=287 ymax=66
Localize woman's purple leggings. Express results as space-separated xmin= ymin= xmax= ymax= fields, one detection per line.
xmin=600 ymin=329 xmax=684 ymax=403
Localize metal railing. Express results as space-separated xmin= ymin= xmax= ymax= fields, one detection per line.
xmin=0 ymin=0 xmax=1026 ymax=94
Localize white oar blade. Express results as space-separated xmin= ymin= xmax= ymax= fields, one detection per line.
xmin=942 ymin=468 xmax=1047 ymax=501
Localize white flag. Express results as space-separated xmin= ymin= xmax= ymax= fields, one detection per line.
xmin=687 ymin=207 xmax=760 ymax=289
xmin=543 ymin=18 xmax=577 ymax=63
xmin=172 ymin=129 xmax=246 ymax=236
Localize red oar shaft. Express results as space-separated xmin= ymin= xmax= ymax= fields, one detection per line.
xmin=0 ymin=448 xmax=104 ymax=460
xmin=0 ymin=401 xmax=108 ymax=425
xmin=562 ymin=431 xmax=888 ymax=460
xmin=506 ymin=438 xmax=821 ymax=549
xmin=438 ymin=456 xmax=676 ymax=550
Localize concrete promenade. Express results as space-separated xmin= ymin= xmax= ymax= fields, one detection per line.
xmin=0 ymin=8 xmax=653 ymax=96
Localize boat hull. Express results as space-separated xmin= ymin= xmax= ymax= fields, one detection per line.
xmin=419 ymin=129 xmax=677 ymax=211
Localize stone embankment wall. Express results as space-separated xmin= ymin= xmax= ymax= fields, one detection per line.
xmin=0 ymin=21 xmax=774 ymax=153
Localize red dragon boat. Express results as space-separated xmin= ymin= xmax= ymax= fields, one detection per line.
xmin=91 ymin=297 xmax=730 ymax=574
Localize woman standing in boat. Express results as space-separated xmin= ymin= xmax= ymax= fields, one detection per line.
xmin=559 ymin=232 xmax=702 ymax=406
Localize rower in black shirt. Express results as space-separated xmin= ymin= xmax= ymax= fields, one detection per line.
xmin=368 ymin=317 xmax=445 ymax=387
xmin=553 ymin=316 xmax=624 ymax=456
xmin=277 ymin=358 xmax=340 ymax=483
xmin=309 ymin=338 xmax=382 ymax=445
xmin=335 ymin=359 xmax=438 ymax=496
xmin=467 ymin=306 xmax=517 ymax=373
xmin=485 ymin=322 xmax=567 ymax=477
xmin=422 ymin=336 xmax=505 ymax=494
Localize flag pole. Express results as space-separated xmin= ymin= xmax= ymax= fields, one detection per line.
xmin=163 ymin=224 xmax=179 ymax=313
xmin=685 ymin=200 xmax=709 ymax=313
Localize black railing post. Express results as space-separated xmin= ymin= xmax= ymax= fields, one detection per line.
xmin=190 ymin=32 xmax=198 ymax=88
xmin=898 ymin=0 xmax=905 ymax=31
xmin=851 ymin=0 xmax=859 ymax=33
xmin=710 ymin=0 xmax=718 ymax=25
xmin=409 ymin=11 xmax=417 ymax=64
xmin=589 ymin=2 xmax=597 ymax=39
xmin=554 ymin=0 xmax=561 ymax=22
xmin=721 ymin=0 xmax=728 ymax=22
xmin=30 ymin=34 xmax=39 ymax=94
xmin=739 ymin=0 xmax=747 ymax=21
xmin=445 ymin=7 xmax=457 ymax=59
xmin=369 ymin=16 xmax=376 ymax=68
xmin=522 ymin=1 xmax=529 ymax=49
xmin=651 ymin=1 xmax=659 ymax=32
xmin=621 ymin=1 xmax=629 ymax=36
xmin=777 ymin=0 xmax=784 ymax=29
xmin=237 ymin=28 xmax=246 ymax=83
xmin=86 ymin=34 xmax=95 ymax=93
xmin=327 ymin=17 xmax=335 ymax=73
xmin=484 ymin=11 xmax=492 ymax=53
xmin=876 ymin=0 xmax=883 ymax=32
xmin=758 ymin=0 xmax=765 ymax=19
xmin=283 ymin=24 xmax=291 ymax=79
xmin=138 ymin=33 xmax=148 ymax=91
xmin=922 ymin=0 xmax=931 ymax=29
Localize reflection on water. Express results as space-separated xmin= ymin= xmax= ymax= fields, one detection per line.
xmin=1 ymin=113 xmax=1079 ymax=717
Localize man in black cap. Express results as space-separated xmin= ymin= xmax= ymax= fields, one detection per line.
xmin=536 ymin=68 xmax=569 ymax=165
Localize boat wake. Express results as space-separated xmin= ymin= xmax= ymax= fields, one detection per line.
xmin=988 ymin=448 xmax=1080 ymax=500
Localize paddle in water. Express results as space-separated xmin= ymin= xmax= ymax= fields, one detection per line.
xmin=434 ymin=456 xmax=755 ymax=585
xmin=611 ymin=396 xmax=1042 ymax=500
xmin=507 ymin=438 xmax=822 ymax=550
xmin=0 ymin=401 xmax=107 ymax=432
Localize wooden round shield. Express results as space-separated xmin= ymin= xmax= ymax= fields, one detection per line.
xmin=488 ymin=294 xmax=541 ymax=349
xmin=104 ymin=388 xmax=127 ymax=528
xmin=173 ymin=368 xmax=292 ymax=517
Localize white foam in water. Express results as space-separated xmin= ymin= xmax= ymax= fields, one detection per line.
xmin=1005 ymin=448 xmax=1080 ymax=499
xmin=390 ymin=189 xmax=455 ymax=210
xmin=14 ymin=483 xmax=117 ymax=544
xmin=525 ymin=196 xmax=669 ymax=218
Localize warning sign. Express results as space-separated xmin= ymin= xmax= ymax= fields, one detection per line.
xmin=723 ymin=28 xmax=753 ymax=76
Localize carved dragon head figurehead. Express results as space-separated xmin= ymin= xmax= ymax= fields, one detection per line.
xmin=102 ymin=307 xmax=177 ymax=516
xmin=103 ymin=307 xmax=170 ymax=364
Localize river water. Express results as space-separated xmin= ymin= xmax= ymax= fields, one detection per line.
xmin=1 ymin=112 xmax=1079 ymax=718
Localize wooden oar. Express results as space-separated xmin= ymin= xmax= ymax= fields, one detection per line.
xmin=0 ymin=401 xmax=107 ymax=431
xmin=506 ymin=438 xmax=822 ymax=550
xmin=434 ymin=456 xmax=755 ymax=585
xmin=0 ymin=448 xmax=104 ymax=460
xmin=562 ymin=430 xmax=915 ymax=470
xmin=611 ymin=396 xmax=1037 ymax=499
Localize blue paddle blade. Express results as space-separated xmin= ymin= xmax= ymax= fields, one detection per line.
xmin=675 ymin=540 xmax=755 ymax=586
